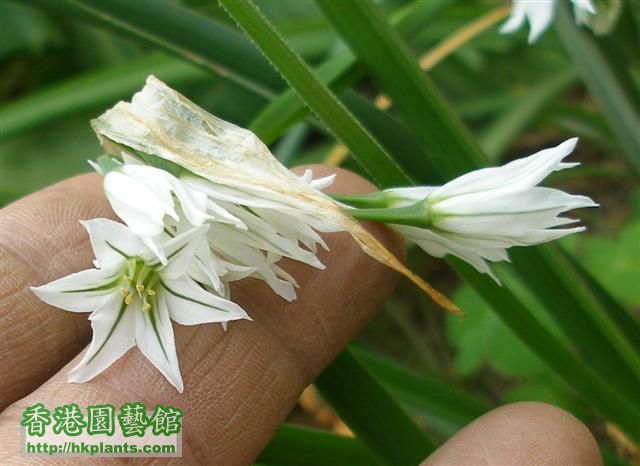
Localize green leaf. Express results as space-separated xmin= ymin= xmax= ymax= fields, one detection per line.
xmin=34 ymin=0 xmax=284 ymax=98
xmin=315 ymin=0 xmax=486 ymax=180
xmin=257 ymin=424 xmax=384 ymax=466
xmin=250 ymin=0 xmax=452 ymax=148
xmin=451 ymin=258 xmax=640 ymax=439
xmin=351 ymin=346 xmax=490 ymax=434
xmin=560 ymin=247 xmax=640 ymax=362
xmin=317 ymin=0 xmax=640 ymax=425
xmin=447 ymin=281 xmax=554 ymax=378
xmin=479 ymin=67 xmax=578 ymax=161
xmin=510 ymin=245 xmax=640 ymax=406
xmin=555 ymin=2 xmax=640 ymax=175
xmin=570 ymin=221 xmax=640 ymax=308
xmin=0 ymin=54 xmax=209 ymax=140
xmin=315 ymin=349 xmax=435 ymax=465
xmin=219 ymin=0 xmax=408 ymax=187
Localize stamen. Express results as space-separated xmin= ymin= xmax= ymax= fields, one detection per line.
xmin=147 ymin=289 xmax=156 ymax=296
xmin=142 ymin=302 xmax=152 ymax=312
xmin=125 ymin=294 xmax=133 ymax=305
xmin=136 ymin=284 xmax=145 ymax=294
xmin=119 ymin=287 xmax=128 ymax=297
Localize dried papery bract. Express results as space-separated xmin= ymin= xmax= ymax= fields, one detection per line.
xmin=91 ymin=76 xmax=460 ymax=314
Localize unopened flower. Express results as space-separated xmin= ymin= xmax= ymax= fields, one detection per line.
xmin=32 ymin=219 xmax=250 ymax=392
xmin=501 ymin=0 xmax=596 ymax=43
xmin=383 ymin=138 xmax=597 ymax=282
xmin=91 ymin=76 xmax=459 ymax=313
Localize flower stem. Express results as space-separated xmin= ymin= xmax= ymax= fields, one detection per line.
xmin=331 ymin=192 xmax=388 ymax=209
xmin=347 ymin=202 xmax=431 ymax=228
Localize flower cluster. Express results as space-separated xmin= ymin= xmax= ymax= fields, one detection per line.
xmin=33 ymin=77 xmax=596 ymax=392
xmin=501 ymin=0 xmax=621 ymax=43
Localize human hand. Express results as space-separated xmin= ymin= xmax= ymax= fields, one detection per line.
xmin=0 ymin=166 xmax=600 ymax=465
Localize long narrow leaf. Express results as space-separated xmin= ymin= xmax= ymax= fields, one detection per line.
xmin=219 ymin=0 xmax=408 ymax=187
xmin=0 ymin=54 xmax=209 ymax=139
xmin=34 ymin=0 xmax=283 ymax=98
xmin=480 ymin=67 xmax=578 ymax=161
xmin=316 ymin=0 xmax=640 ymax=437
xmin=217 ymin=2 xmax=436 ymax=463
xmin=555 ymin=2 xmax=640 ymax=175
xmin=315 ymin=350 xmax=436 ymax=465
xmin=257 ymin=424 xmax=384 ymax=466
xmin=351 ymin=346 xmax=490 ymax=431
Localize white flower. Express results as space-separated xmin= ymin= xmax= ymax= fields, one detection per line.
xmin=96 ymin=156 xmax=246 ymax=264
xmin=32 ymin=219 xmax=250 ymax=392
xmin=501 ymin=0 xmax=596 ymax=43
xmin=385 ymin=138 xmax=597 ymax=282
xmin=91 ymin=76 xmax=458 ymax=313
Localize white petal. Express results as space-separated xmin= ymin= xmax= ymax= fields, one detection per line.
xmin=433 ymin=138 xmax=578 ymax=199
xmin=103 ymin=171 xmax=169 ymax=236
xmin=141 ymin=235 xmax=167 ymax=265
xmin=160 ymin=224 xmax=209 ymax=279
xmin=68 ymin=292 xmax=136 ymax=383
xmin=572 ymin=0 xmax=596 ymax=14
xmin=81 ymin=218 xmax=147 ymax=268
xmin=393 ymin=225 xmax=501 ymax=283
xmin=31 ymin=265 xmax=123 ymax=312
xmin=161 ymin=276 xmax=250 ymax=325
xmin=525 ymin=1 xmax=556 ymax=43
xmin=435 ymin=188 xmax=597 ymax=239
xmin=435 ymin=186 xmax=596 ymax=217
xmin=135 ymin=295 xmax=183 ymax=392
xmin=500 ymin=0 xmax=528 ymax=34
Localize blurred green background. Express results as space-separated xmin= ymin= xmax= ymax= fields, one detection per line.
xmin=1 ymin=0 xmax=638 ymax=464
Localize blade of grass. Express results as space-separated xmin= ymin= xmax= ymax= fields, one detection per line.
xmin=479 ymin=67 xmax=579 ymax=161
xmin=450 ymin=258 xmax=640 ymax=439
xmin=510 ymin=245 xmax=640 ymax=404
xmin=317 ymin=0 xmax=640 ymax=416
xmin=351 ymin=346 xmax=490 ymax=431
xmin=0 ymin=54 xmax=209 ymax=140
xmin=217 ymin=2 xmax=436 ymax=462
xmin=555 ymin=2 xmax=640 ymax=175
xmin=219 ymin=0 xmax=409 ymax=187
xmin=250 ymin=0 xmax=453 ymax=147
xmin=257 ymin=424 xmax=384 ymax=466
xmin=545 ymin=103 xmax=618 ymax=154
xmin=315 ymin=0 xmax=485 ymax=180
xmin=33 ymin=0 xmax=284 ymax=98
xmin=314 ymin=349 xmax=436 ymax=465
xmin=226 ymin=0 xmax=640 ymax=439
xmin=559 ymin=247 xmax=640 ymax=353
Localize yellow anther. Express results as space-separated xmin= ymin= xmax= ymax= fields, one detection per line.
xmin=142 ymin=302 xmax=152 ymax=312
xmin=147 ymin=289 xmax=156 ymax=296
xmin=125 ymin=275 xmax=133 ymax=281
xmin=125 ymin=294 xmax=133 ymax=305
xmin=119 ymin=287 xmax=128 ymax=297
xmin=136 ymin=284 xmax=145 ymax=293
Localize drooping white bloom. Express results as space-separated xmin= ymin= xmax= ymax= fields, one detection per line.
xmin=384 ymin=138 xmax=597 ymax=282
xmin=501 ymin=0 xmax=596 ymax=43
xmin=91 ymin=76 xmax=457 ymax=312
xmin=32 ymin=219 xmax=250 ymax=392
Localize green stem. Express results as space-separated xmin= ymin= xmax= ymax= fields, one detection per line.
xmin=347 ymin=203 xmax=430 ymax=228
xmin=331 ymin=192 xmax=388 ymax=209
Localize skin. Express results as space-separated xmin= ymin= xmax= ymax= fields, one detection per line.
xmin=0 ymin=166 xmax=602 ymax=465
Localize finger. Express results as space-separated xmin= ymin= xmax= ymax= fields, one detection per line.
xmin=0 ymin=173 xmax=115 ymax=410
xmin=422 ymin=402 xmax=602 ymax=466
xmin=1 ymin=165 xmax=404 ymax=465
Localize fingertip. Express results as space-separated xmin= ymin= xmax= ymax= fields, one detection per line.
xmin=422 ymin=402 xmax=602 ymax=466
